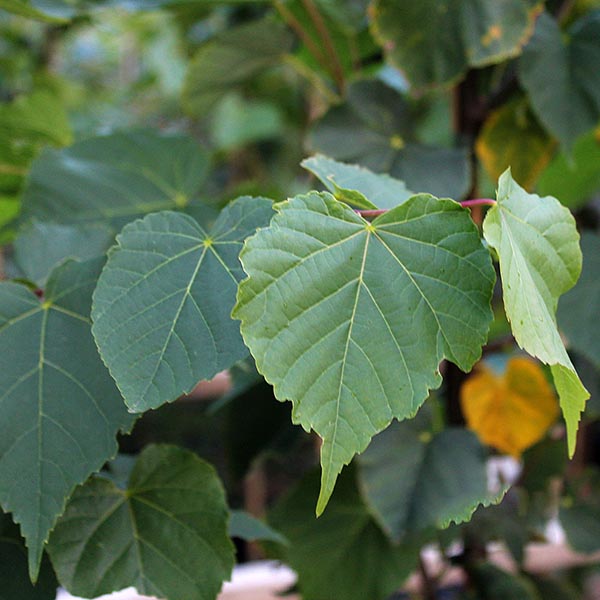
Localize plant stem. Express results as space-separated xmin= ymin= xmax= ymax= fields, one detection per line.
xmin=419 ymin=553 xmax=437 ymax=600
xmin=355 ymin=198 xmax=495 ymax=219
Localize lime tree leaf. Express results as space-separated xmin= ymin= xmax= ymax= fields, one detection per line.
xmin=538 ymin=130 xmax=600 ymax=209
xmin=301 ymin=154 xmax=413 ymax=209
xmin=475 ymin=96 xmax=555 ymax=191
xmin=268 ymin=468 xmax=420 ymax=600
xmin=0 ymin=513 xmax=57 ymax=600
xmin=558 ymin=233 xmax=600 ymax=368
xmin=92 ymin=196 xmax=274 ymax=413
xmin=183 ymin=18 xmax=293 ymax=117
xmin=357 ymin=424 xmax=507 ymax=542
xmin=308 ymin=79 xmax=471 ymax=199
xmin=519 ymin=11 xmax=600 ymax=150
xmin=0 ymin=259 xmax=133 ymax=580
xmin=482 ymin=169 xmax=589 ymax=456
xmin=47 ymin=445 xmax=234 ymax=600
xmin=21 ymin=130 xmax=213 ymax=229
xmin=234 ymin=191 xmax=495 ymax=513
xmin=14 ymin=220 xmax=114 ymax=287
xmin=229 ymin=510 xmax=287 ymax=545
xmin=370 ymin=0 xmax=542 ymax=90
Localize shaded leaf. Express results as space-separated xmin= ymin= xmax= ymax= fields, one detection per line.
xmin=483 ymin=170 xmax=588 ymax=455
xmin=92 ymin=196 xmax=274 ymax=412
xmin=308 ymin=79 xmax=471 ymax=198
xmin=234 ymin=191 xmax=494 ymax=513
xmin=519 ymin=11 xmax=600 ymax=150
xmin=371 ymin=0 xmax=542 ymax=90
xmin=468 ymin=563 xmax=540 ymax=599
xmin=476 ymin=96 xmax=555 ymax=191
xmin=561 ymin=504 xmax=600 ymax=554
xmin=229 ymin=510 xmax=287 ymax=545
xmin=0 ymin=259 xmax=133 ymax=580
xmin=302 ymin=154 xmax=413 ymax=209
xmin=461 ymin=356 xmax=559 ymax=457
xmin=268 ymin=468 xmax=419 ymax=600
xmin=48 ymin=445 xmax=234 ymax=600
xmin=21 ymin=130 xmax=213 ymax=229
xmin=357 ymin=423 xmax=505 ymax=542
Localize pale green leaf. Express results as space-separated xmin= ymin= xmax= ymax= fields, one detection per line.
xmin=234 ymin=191 xmax=494 ymax=513
xmin=21 ymin=130 xmax=214 ymax=229
xmin=0 ymin=259 xmax=133 ymax=580
xmin=0 ymin=0 xmax=67 ymax=22
xmin=229 ymin=510 xmax=287 ymax=545
xmin=357 ymin=424 xmax=506 ymax=542
xmin=268 ymin=468 xmax=419 ymax=600
xmin=519 ymin=11 xmax=600 ymax=150
xmin=371 ymin=0 xmax=542 ymax=90
xmin=301 ymin=154 xmax=413 ymax=209
xmin=92 ymin=196 xmax=274 ymax=412
xmin=482 ymin=169 xmax=589 ymax=455
xmin=48 ymin=445 xmax=234 ymax=600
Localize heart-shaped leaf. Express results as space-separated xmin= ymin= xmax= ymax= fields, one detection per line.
xmin=48 ymin=445 xmax=234 ymax=600
xmin=234 ymin=191 xmax=494 ymax=513
xmin=92 ymin=196 xmax=274 ymax=412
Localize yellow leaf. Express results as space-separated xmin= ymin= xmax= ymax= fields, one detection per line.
xmin=461 ymin=357 xmax=559 ymax=457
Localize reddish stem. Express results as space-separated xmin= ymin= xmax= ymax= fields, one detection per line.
xmin=460 ymin=198 xmax=496 ymax=208
xmin=356 ymin=209 xmax=387 ymax=218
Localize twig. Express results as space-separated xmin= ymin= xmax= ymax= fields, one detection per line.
xmin=355 ymin=198 xmax=496 ymax=219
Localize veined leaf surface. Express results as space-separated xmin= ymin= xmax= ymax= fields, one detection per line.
xmin=234 ymin=191 xmax=495 ymax=513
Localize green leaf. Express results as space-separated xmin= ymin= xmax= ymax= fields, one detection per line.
xmin=14 ymin=220 xmax=114 ymax=287
xmin=268 ymin=467 xmax=419 ymax=600
xmin=482 ymin=169 xmax=589 ymax=456
xmin=0 ymin=0 xmax=67 ymax=22
xmin=229 ymin=510 xmax=287 ymax=545
xmin=183 ymin=18 xmax=293 ymax=117
xmin=468 ymin=563 xmax=540 ymax=600
xmin=561 ymin=504 xmax=600 ymax=554
xmin=48 ymin=445 xmax=234 ymax=600
xmin=92 ymin=196 xmax=274 ymax=412
xmin=538 ymin=130 xmax=600 ymax=209
xmin=0 ymin=259 xmax=133 ymax=580
xmin=519 ymin=11 xmax=600 ymax=150
xmin=308 ymin=79 xmax=471 ymax=199
xmin=234 ymin=191 xmax=495 ymax=513
xmin=301 ymin=154 xmax=413 ymax=209
xmin=0 ymin=513 xmax=57 ymax=600
xmin=371 ymin=0 xmax=542 ymax=90
xmin=21 ymin=130 xmax=213 ymax=229
xmin=357 ymin=424 xmax=506 ymax=542
xmin=558 ymin=232 xmax=600 ymax=368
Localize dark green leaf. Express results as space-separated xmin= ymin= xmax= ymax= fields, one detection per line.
xmin=0 ymin=259 xmax=133 ymax=580
xmin=468 ymin=563 xmax=540 ymax=599
xmin=561 ymin=504 xmax=600 ymax=554
xmin=48 ymin=445 xmax=235 ymax=600
xmin=92 ymin=196 xmax=274 ymax=412
xmin=229 ymin=510 xmax=287 ymax=545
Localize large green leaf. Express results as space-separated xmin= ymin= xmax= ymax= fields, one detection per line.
xmin=234 ymin=191 xmax=495 ymax=513
xmin=558 ymin=233 xmax=600 ymax=368
xmin=371 ymin=0 xmax=542 ymax=90
xmin=14 ymin=221 xmax=114 ymax=287
xmin=357 ymin=423 xmax=505 ymax=542
xmin=482 ymin=170 xmax=589 ymax=455
xmin=183 ymin=18 xmax=293 ymax=117
xmin=0 ymin=259 xmax=133 ymax=580
xmin=519 ymin=11 xmax=600 ymax=150
xmin=48 ymin=445 xmax=234 ymax=600
xmin=92 ymin=196 xmax=274 ymax=412
xmin=268 ymin=468 xmax=419 ymax=600
xmin=21 ymin=130 xmax=213 ymax=229
xmin=302 ymin=154 xmax=413 ymax=209
xmin=538 ymin=130 xmax=600 ymax=209
xmin=308 ymin=79 xmax=471 ymax=199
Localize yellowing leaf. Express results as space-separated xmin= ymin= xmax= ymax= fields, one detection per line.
xmin=461 ymin=357 xmax=559 ymax=457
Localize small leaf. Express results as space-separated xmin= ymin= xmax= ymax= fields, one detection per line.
xmin=48 ymin=445 xmax=235 ymax=600
xmin=558 ymin=232 xmax=600 ymax=368
xmin=371 ymin=0 xmax=542 ymax=90
xmin=0 ymin=259 xmax=133 ymax=580
xmin=92 ymin=196 xmax=274 ymax=412
xmin=475 ymin=97 xmax=556 ymax=191
xmin=234 ymin=191 xmax=494 ymax=513
xmin=357 ymin=423 xmax=506 ymax=542
xmin=301 ymin=154 xmax=413 ymax=209
xmin=483 ymin=170 xmax=589 ymax=456
xmin=519 ymin=11 xmax=600 ymax=150
xmin=268 ymin=468 xmax=419 ymax=600
xmin=461 ymin=357 xmax=559 ymax=457
xmin=0 ymin=0 xmax=68 ymax=21
xmin=229 ymin=510 xmax=287 ymax=545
